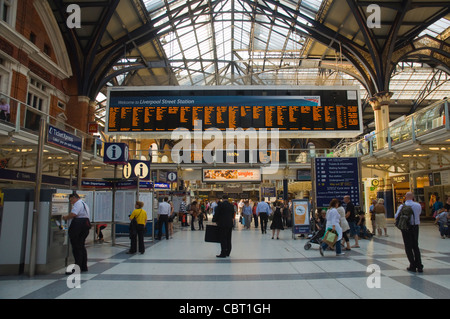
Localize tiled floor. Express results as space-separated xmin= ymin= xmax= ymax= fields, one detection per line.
xmin=1 ymin=219 xmax=450 ymax=299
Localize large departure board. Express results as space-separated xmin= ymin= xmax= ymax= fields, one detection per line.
xmin=106 ymin=86 xmax=362 ymax=138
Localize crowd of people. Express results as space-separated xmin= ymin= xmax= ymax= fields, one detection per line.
xmin=64 ymin=189 xmax=448 ymax=275
xmin=178 ymin=197 xmax=293 ymax=238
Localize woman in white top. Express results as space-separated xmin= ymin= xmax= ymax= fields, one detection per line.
xmin=337 ymin=201 xmax=351 ymax=251
xmin=320 ymin=198 xmax=344 ymax=256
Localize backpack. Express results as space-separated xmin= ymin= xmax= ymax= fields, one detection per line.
xmin=395 ymin=205 xmax=414 ymax=231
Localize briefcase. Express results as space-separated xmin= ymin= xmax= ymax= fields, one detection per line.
xmin=205 ymin=225 xmax=220 ymax=243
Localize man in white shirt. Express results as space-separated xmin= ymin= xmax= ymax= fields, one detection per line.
xmin=256 ymin=201 xmax=271 ymax=234
xmin=63 ymin=193 xmax=91 ymax=272
xmin=394 ymin=192 xmax=423 ymax=273
xmin=157 ymin=197 xmax=171 ymax=240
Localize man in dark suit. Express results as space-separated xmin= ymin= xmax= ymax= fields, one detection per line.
xmin=213 ymin=195 xmax=234 ymax=258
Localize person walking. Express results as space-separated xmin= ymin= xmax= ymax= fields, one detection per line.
xmin=369 ymin=199 xmax=377 ymax=234
xmin=128 ymin=201 xmax=147 ymax=254
xmin=157 ymin=197 xmax=171 ymax=240
xmin=213 ymin=195 xmax=234 ymax=258
xmin=252 ymin=200 xmax=259 ymax=228
xmin=256 ymin=200 xmax=271 ymax=234
xmin=395 ymin=192 xmax=423 ymax=273
xmin=190 ymin=201 xmax=199 ymax=231
xmin=374 ymin=198 xmax=388 ymax=237
xmin=270 ymin=201 xmax=284 ymax=239
xmin=344 ymin=195 xmax=360 ymax=248
xmin=243 ymin=200 xmax=252 ymax=229
xmin=63 ymin=193 xmax=91 ymax=272
xmin=337 ymin=200 xmax=351 ymax=251
xmin=320 ymin=198 xmax=344 ymax=256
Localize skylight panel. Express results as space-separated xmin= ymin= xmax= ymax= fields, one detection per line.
xmin=418 ymin=17 xmax=450 ymax=38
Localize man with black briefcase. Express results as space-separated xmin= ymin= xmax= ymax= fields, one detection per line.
xmin=212 ymin=195 xmax=234 ymax=258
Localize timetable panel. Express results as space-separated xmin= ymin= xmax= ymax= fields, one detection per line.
xmin=106 ymin=87 xmax=362 ymax=137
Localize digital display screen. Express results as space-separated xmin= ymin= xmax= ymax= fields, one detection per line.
xmin=106 ymin=87 xmax=361 ymax=136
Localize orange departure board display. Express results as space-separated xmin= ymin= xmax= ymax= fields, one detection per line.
xmin=106 ymin=86 xmax=361 ymax=137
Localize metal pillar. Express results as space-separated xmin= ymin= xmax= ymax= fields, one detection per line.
xmin=29 ymin=118 xmax=46 ymax=277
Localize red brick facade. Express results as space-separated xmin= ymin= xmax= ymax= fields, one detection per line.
xmin=0 ymin=1 xmax=89 ymax=133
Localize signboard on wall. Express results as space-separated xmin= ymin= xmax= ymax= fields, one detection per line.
xmin=202 ymin=168 xmax=261 ymax=182
xmin=47 ymin=125 xmax=82 ymax=153
xmin=314 ymin=157 xmax=361 ymax=207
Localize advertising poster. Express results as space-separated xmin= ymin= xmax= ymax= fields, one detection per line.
xmin=292 ymin=199 xmax=310 ymax=235
xmin=202 ymin=168 xmax=261 ymax=182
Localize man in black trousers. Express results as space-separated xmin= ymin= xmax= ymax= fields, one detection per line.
xmin=213 ymin=195 xmax=234 ymax=258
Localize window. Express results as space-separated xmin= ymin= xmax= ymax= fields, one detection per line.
xmin=25 ymin=76 xmax=48 ymax=131
xmin=29 ymin=32 xmax=36 ymax=44
xmin=0 ymin=56 xmax=11 ymax=95
xmin=57 ymin=101 xmax=66 ymax=110
xmin=27 ymin=92 xmax=44 ymax=111
xmin=43 ymin=44 xmax=51 ymax=56
xmin=0 ymin=0 xmax=14 ymax=24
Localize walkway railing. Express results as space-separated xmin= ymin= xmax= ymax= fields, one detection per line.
xmin=0 ymin=93 xmax=102 ymax=157
xmin=334 ymin=98 xmax=449 ymax=158
xmin=2 ymin=93 xmax=447 ymax=163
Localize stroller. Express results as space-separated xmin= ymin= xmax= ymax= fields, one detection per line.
xmin=304 ymin=216 xmax=326 ymax=250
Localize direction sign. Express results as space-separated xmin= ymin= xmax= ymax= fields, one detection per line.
xmin=47 ymin=125 xmax=82 ymax=153
xmin=314 ymin=157 xmax=360 ymax=207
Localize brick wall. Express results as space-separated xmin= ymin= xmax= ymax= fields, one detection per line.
xmin=1 ymin=1 xmax=89 ymax=133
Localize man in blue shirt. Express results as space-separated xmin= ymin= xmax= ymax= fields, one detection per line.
xmin=395 ymin=192 xmax=423 ymax=273
xmin=256 ymin=201 xmax=271 ymax=234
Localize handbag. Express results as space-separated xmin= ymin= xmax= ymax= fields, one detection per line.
xmin=81 ymin=201 xmax=92 ymax=229
xmin=322 ymin=228 xmax=338 ymax=247
xmin=204 ymin=224 xmax=220 ymax=243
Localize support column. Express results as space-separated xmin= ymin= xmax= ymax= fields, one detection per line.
xmin=368 ymin=92 xmax=393 ymax=149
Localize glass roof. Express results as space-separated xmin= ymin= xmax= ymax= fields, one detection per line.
xmin=418 ymin=17 xmax=450 ymax=39
xmin=146 ymin=0 xmax=320 ymax=86
xmin=97 ymin=0 xmax=449 ymax=124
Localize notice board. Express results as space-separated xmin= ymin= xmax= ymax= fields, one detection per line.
xmin=314 ymin=157 xmax=361 ymax=208
xmin=106 ymin=86 xmax=362 ymax=138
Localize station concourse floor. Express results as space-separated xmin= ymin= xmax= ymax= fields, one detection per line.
xmin=1 ymin=218 xmax=450 ymax=300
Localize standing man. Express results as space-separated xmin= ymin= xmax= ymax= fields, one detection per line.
xmin=344 ymin=195 xmax=360 ymax=248
xmin=157 ymin=197 xmax=171 ymax=240
xmin=256 ymin=200 xmax=271 ymax=234
xmin=63 ymin=193 xmax=91 ymax=273
xmin=395 ymin=192 xmax=423 ymax=273
xmin=213 ymin=195 xmax=234 ymax=258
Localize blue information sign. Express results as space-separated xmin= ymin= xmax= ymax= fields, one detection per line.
xmin=314 ymin=157 xmax=360 ymax=207
xmin=103 ymin=143 xmax=129 ymax=165
xmin=47 ymin=125 xmax=82 ymax=153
